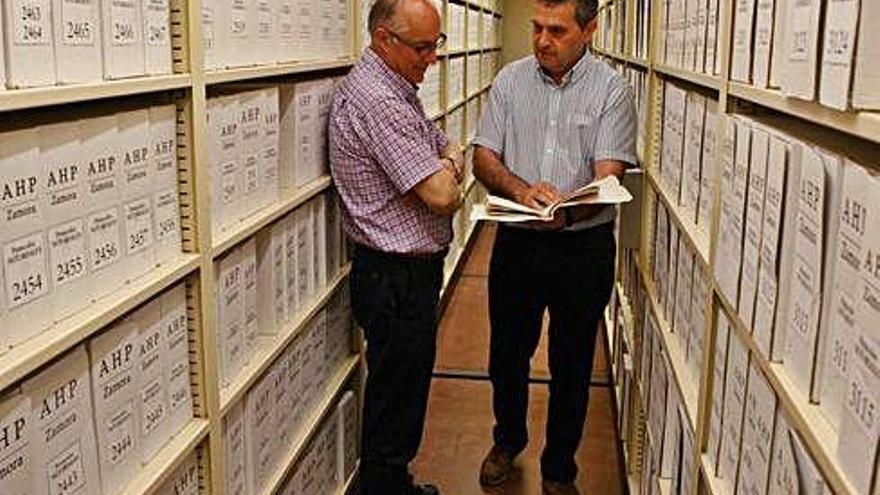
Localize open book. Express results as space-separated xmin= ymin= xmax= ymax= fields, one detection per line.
xmin=470 ymin=175 xmax=633 ymax=223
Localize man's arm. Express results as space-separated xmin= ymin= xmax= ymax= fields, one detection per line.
xmin=473 ymin=146 xmax=562 ymax=209
xmin=564 ymin=159 xmax=630 ymax=224
xmin=412 ymin=162 xmax=461 ymax=216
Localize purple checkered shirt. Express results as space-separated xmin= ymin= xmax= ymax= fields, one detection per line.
xmin=329 ymin=49 xmax=451 ymax=255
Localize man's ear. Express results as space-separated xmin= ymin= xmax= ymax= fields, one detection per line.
xmin=583 ymin=17 xmax=598 ymax=43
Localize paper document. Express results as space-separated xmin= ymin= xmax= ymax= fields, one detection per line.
xmin=470 ymin=176 xmax=633 ymax=223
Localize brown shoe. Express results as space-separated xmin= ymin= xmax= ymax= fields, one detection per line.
xmin=479 ymin=445 xmax=514 ymax=486
xmin=542 ymin=479 xmax=580 ymax=495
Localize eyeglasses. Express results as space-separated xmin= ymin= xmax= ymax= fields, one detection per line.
xmin=387 ymin=30 xmax=447 ymax=56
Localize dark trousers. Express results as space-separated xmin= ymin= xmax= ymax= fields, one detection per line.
xmin=350 ymin=244 xmax=445 ymax=495
xmin=488 ymin=223 xmax=616 ymax=483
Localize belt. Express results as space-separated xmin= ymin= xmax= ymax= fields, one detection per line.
xmin=354 ymin=243 xmax=448 ymax=263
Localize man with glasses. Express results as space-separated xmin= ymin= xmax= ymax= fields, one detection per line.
xmin=328 ymin=0 xmax=462 ymax=494
xmin=473 ymin=0 xmax=637 ymax=494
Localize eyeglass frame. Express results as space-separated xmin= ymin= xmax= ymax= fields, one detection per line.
xmin=385 ymin=29 xmax=447 ymax=56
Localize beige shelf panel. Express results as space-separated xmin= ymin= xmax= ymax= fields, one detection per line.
xmin=0 ymin=254 xmax=200 ymax=392
xmin=256 ymin=355 xmax=360 ymax=495
xmin=728 ymin=82 xmax=880 ymax=145
xmin=654 ymin=65 xmax=723 ymax=92
xmin=205 ymin=58 xmax=356 ymax=85
xmin=646 ymin=171 xmax=711 ymax=270
xmin=120 ymin=419 xmax=210 ymax=495
xmin=211 ymin=176 xmax=333 ymax=258
xmin=0 ymin=74 xmax=192 ymax=113
xmin=219 ymin=265 xmax=352 ymax=415
xmin=592 ymin=47 xmax=650 ymax=70
xmin=714 ymin=290 xmax=860 ymax=495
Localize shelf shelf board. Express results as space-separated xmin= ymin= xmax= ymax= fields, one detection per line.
xmin=256 ymin=355 xmax=360 ymax=495
xmin=444 ymin=48 xmax=480 ymax=57
xmin=447 ymin=97 xmax=468 ymax=114
xmin=654 ymin=65 xmax=722 ymax=92
xmin=592 ymin=48 xmax=650 ymax=70
xmin=646 ymin=170 xmax=711 ymax=271
xmin=0 ymin=254 xmax=200 ymax=392
xmin=205 ymin=58 xmax=355 ymax=85
xmin=728 ymin=82 xmax=880 ymax=145
xmin=640 ymin=269 xmax=700 ymax=431
xmin=714 ymin=289 xmax=860 ymax=495
xmin=211 ymin=176 xmax=332 ymax=258
xmin=0 ymin=74 xmax=192 ymax=113
xmin=120 ymin=419 xmax=210 ymax=495
xmin=219 ymin=265 xmax=352 ymax=415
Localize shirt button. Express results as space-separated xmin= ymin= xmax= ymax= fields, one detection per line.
xmin=550 ymin=120 xmax=556 ymax=126
xmin=546 ymin=148 xmax=552 ymax=154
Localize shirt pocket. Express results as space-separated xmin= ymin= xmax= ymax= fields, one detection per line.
xmin=563 ymin=114 xmax=598 ymax=178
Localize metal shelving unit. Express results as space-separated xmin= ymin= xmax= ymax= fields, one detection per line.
xmin=594 ymin=0 xmax=880 ymax=493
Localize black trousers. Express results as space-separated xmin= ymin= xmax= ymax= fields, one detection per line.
xmin=488 ymin=222 xmax=616 ymax=483
xmin=350 ymin=244 xmax=445 ymax=495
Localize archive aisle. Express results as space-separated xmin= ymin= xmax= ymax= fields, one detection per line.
xmin=595 ymin=0 xmax=879 ymax=495
xmin=0 ymin=0 xmax=502 ymax=494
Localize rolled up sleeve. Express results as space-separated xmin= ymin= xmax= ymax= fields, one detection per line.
xmin=594 ymin=81 xmax=638 ymax=167
xmin=473 ymin=77 xmax=507 ymax=155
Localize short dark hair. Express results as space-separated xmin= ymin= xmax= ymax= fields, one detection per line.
xmin=539 ymin=0 xmax=598 ymax=28
xmin=368 ymin=0 xmax=402 ymax=34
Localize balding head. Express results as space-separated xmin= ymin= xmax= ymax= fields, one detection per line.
xmin=368 ymin=0 xmax=440 ymax=35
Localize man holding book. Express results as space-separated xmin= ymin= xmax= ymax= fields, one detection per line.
xmin=472 ymin=0 xmax=637 ymax=493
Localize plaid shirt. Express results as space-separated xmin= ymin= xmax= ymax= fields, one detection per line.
xmin=329 ymin=49 xmax=451 ymax=254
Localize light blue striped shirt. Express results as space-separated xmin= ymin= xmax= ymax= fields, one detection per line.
xmin=474 ymin=51 xmax=638 ymax=230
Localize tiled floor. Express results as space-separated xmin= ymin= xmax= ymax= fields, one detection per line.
xmin=412 ymin=224 xmax=624 ymax=494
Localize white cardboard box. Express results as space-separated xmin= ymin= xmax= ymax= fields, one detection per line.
xmin=82 ymin=113 xmax=122 ymax=211
xmin=731 ymin=0 xmax=757 ymax=83
xmin=780 ymin=145 xmax=826 ymax=398
xmin=816 ymin=164 xmax=875 ymax=431
xmin=216 ymin=247 xmax=245 ymax=387
xmin=706 ymin=0 xmax=720 ymax=74
xmin=149 ymin=106 xmax=181 ymax=267
xmin=312 ymin=195 xmax=327 ymax=294
xmin=751 ymin=0 xmax=776 ymax=88
xmin=4 ymin=0 xmax=56 ymax=88
xmin=1 ymin=127 xmax=52 ymax=344
xmin=0 ymin=391 xmax=33 ymax=495
xmin=236 ymin=91 xmax=264 ymax=218
xmin=769 ymin=0 xmax=787 ymax=88
xmin=294 ymin=0 xmax=316 ymax=60
xmin=215 ymin=95 xmax=244 ymax=234
xmin=718 ymin=327 xmax=749 ymax=493
xmin=673 ymin=243 xmax=693 ymax=356
xmin=41 ymin=121 xmax=91 ymax=323
xmin=295 ymin=204 xmax=313 ymax=309
xmin=260 ymin=88 xmax=281 ymax=208
xmin=142 ymin=0 xmax=171 ymax=74
xmin=156 ymin=450 xmax=198 ymax=495
xmin=835 ymin=179 xmax=880 ymax=494
xmin=245 ymin=372 xmax=276 ymax=495
xmin=687 ymin=267 xmax=708 ymax=386
xmin=737 ymin=126 xmax=769 ymax=329
xmin=0 ymin=12 xmax=6 ymax=88
xmin=160 ymin=283 xmax=192 ymax=440
xmin=851 ymin=0 xmax=880 ymax=109
xmin=256 ymin=222 xmax=288 ymax=335
xmin=224 ymin=400 xmax=247 ymax=495
xmin=201 ymin=0 xmax=217 ymax=69
xmin=713 ymin=117 xmax=744 ymax=306
xmin=276 ymin=0 xmax=296 ymax=62
xmin=767 ymin=409 xmax=796 ymax=495
xmin=697 ymin=99 xmax=719 ymax=233
xmin=133 ymin=300 xmax=171 ymax=464
xmin=270 ymin=348 xmax=293 ymax=457
xmin=681 ymin=92 xmax=705 ymax=225
xmin=818 ymin=0 xmax=860 ymax=110
xmin=101 ymin=0 xmax=146 ymax=79
xmin=88 ymin=319 xmax=142 ymax=495
xmin=255 ymin=0 xmax=276 ymax=65
xmin=665 ymin=227 xmax=680 ymax=324
xmin=660 ymin=380 xmax=682 ymax=479
xmin=242 ymin=237 xmax=258 ymax=363
xmin=735 ymin=361 xmax=777 ymax=495
xmin=753 ymin=133 xmax=790 ymax=358
xmin=87 ymin=205 xmax=126 ymax=302
xmin=52 ymin=0 xmax=103 ymax=83
xmin=780 ymin=0 xmax=822 ymax=100
xmin=707 ymin=310 xmax=730 ymax=475
xmin=24 ymin=346 xmax=101 ymax=495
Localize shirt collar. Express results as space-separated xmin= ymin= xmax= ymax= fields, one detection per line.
xmin=534 ymin=49 xmax=593 ymax=87
xmin=363 ymin=48 xmax=419 ymax=102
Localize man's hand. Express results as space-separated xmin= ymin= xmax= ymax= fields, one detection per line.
xmin=442 ymin=142 xmax=465 ymax=183
xmin=515 ymin=181 xmax=563 ymax=210
xmin=441 ymin=157 xmax=463 ymax=184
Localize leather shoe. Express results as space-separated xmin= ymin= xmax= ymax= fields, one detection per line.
xmin=409 ymin=483 xmax=440 ymax=495
xmin=542 ymin=479 xmax=580 ymax=495
xmin=479 ymin=445 xmax=514 ymax=486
